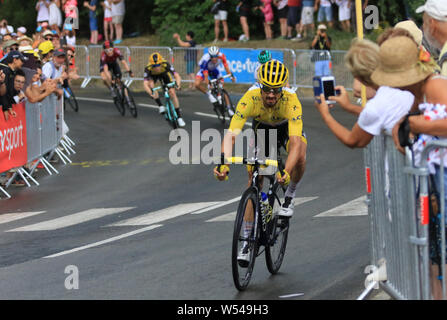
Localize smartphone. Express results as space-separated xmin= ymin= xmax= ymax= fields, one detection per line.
xmin=313 ymin=76 xmax=337 ymax=105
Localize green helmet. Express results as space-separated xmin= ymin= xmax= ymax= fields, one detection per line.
xmin=258 ymin=50 xmax=272 ymax=64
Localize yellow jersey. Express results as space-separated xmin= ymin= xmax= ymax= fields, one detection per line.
xmin=229 ymin=87 xmax=304 ymax=139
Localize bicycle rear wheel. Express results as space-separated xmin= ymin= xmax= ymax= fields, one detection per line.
xmin=265 ymin=182 xmax=289 ymax=274
xmin=113 ymin=85 xmax=125 ymax=116
xmin=123 ymin=86 xmax=138 ymax=118
xmin=65 ymin=86 xmax=79 ymax=112
xmin=232 ymin=187 xmax=259 ymax=291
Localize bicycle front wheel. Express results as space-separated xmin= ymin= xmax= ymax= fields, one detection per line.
xmin=113 ymin=86 xmax=125 ymax=116
xmin=232 ymin=187 xmax=259 ymax=291
xmin=123 ymin=86 xmax=138 ymax=118
xmin=265 ymin=182 xmax=289 ymax=274
xmin=166 ymin=99 xmax=178 ymax=129
xmin=65 ymin=86 xmax=79 ymax=112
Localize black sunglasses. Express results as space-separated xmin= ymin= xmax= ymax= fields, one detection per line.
xmin=261 ymin=85 xmax=282 ymax=94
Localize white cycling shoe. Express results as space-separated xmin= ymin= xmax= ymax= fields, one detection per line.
xmin=159 ymin=106 xmax=166 ymax=114
xmin=177 ymin=117 xmax=186 ymax=127
xmin=279 ymin=196 xmax=294 ymax=217
xmin=237 ymin=243 xmax=250 ymax=268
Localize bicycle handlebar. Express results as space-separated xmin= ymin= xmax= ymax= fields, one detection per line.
xmin=209 ymin=74 xmax=233 ymax=84
xmin=153 ymin=81 xmax=176 ymax=92
xmin=223 ymin=156 xmax=279 ymax=168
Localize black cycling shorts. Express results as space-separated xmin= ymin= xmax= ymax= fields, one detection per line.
xmin=100 ymin=60 xmax=122 ymax=79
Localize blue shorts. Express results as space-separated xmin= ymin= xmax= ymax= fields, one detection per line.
xmin=318 ymin=6 xmax=333 ymax=22
xmin=314 ymin=60 xmax=332 ymax=77
xmin=186 ymin=60 xmax=197 ymax=74
xmin=89 ymin=17 xmax=98 ymax=31
xmin=196 ymin=68 xmax=221 ymax=81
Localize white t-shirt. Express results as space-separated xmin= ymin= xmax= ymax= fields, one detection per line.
xmin=42 ymin=60 xmax=63 ymax=80
xmin=358 ymin=86 xmax=414 ymax=136
xmin=37 ymin=0 xmax=50 ymax=22
xmin=104 ymin=0 xmax=113 ymax=18
xmin=0 ymin=25 xmax=14 ymax=35
xmin=111 ymin=0 xmax=125 ymax=16
xmin=66 ymin=35 xmax=76 ymax=46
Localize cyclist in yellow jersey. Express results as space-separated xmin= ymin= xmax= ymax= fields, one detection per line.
xmin=214 ymin=60 xmax=307 ymax=218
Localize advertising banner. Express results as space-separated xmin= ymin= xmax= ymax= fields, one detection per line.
xmin=0 ymin=102 xmax=28 ymax=172
xmin=205 ymin=48 xmax=284 ymax=84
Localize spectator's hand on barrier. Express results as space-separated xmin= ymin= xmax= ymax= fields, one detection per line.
xmin=392 ymin=117 xmax=406 ymax=155
xmin=408 ymin=114 xmax=428 ymax=135
xmin=173 ymin=33 xmax=179 ymax=39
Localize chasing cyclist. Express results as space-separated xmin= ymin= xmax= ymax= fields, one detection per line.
xmin=100 ymin=40 xmax=133 ymax=98
xmin=143 ymin=52 xmax=185 ymax=127
xmin=213 ymin=60 xmax=307 ymax=264
xmin=195 ymin=45 xmax=236 ymax=116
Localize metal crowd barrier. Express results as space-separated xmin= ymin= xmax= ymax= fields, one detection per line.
xmin=75 ymin=45 xmax=352 ymax=89
xmin=1 ymin=94 xmax=75 ymax=199
xmin=362 ymin=135 xmax=447 ymax=300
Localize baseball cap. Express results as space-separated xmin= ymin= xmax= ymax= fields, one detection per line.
xmin=17 ymin=26 xmax=26 ymax=34
xmin=64 ymin=24 xmax=73 ymax=31
xmin=416 ymin=0 xmax=447 ymax=21
xmin=318 ymin=24 xmax=327 ymax=30
xmin=7 ymin=51 xmax=28 ymax=62
xmin=38 ymin=40 xmax=54 ymax=55
xmin=53 ymin=48 xmax=66 ymax=57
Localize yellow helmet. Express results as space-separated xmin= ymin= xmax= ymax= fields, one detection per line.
xmin=148 ymin=52 xmax=165 ymax=66
xmin=38 ymin=40 xmax=54 ymax=55
xmin=257 ymin=60 xmax=289 ymax=89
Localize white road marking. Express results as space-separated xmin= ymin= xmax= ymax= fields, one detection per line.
xmin=77 ymin=97 xmax=158 ymax=109
xmin=279 ymin=293 xmax=304 ymax=299
xmin=7 ymin=207 xmax=135 ymax=232
xmin=206 ymin=211 xmax=236 ymax=222
xmin=194 ymin=112 xmax=252 ymax=126
xmin=43 ymin=224 xmax=163 ymax=258
xmin=314 ymin=196 xmax=368 ymax=217
xmin=205 ymin=197 xmax=319 ymax=222
xmin=0 ymin=211 xmax=46 ymax=225
xmin=191 ymin=196 xmax=241 ymax=215
xmin=107 ymin=202 xmax=220 ymax=227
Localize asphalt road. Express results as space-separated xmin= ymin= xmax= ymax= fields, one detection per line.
xmin=0 ymin=87 xmax=372 ymax=300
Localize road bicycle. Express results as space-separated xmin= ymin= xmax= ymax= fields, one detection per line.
xmin=63 ymin=84 xmax=79 ymax=112
xmin=219 ymin=150 xmax=290 ymax=291
xmin=209 ymin=74 xmax=235 ymax=124
xmin=111 ymin=72 xmax=138 ymax=118
xmin=153 ymin=81 xmax=180 ymax=129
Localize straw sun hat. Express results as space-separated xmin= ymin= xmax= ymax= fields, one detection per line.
xmin=371 ymin=36 xmax=437 ymax=88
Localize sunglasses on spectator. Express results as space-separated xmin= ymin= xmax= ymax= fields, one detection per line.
xmin=9 ymin=45 xmax=19 ymax=51
xmin=45 ymin=36 xmax=52 ymax=40
xmin=261 ymin=85 xmax=282 ymax=94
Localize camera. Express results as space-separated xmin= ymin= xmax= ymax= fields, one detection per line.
xmin=313 ymin=76 xmax=340 ymax=105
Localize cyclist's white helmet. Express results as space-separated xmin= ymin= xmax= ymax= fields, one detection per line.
xmin=208 ymin=46 xmax=219 ymax=57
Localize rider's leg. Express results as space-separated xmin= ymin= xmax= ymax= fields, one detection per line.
xmin=168 ymin=88 xmax=185 ymax=127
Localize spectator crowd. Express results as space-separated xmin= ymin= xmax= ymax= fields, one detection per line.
xmin=211 ymin=0 xmax=376 ymax=42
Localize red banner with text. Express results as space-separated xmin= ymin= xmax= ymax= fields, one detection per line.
xmin=0 ymin=103 xmax=28 ymax=172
